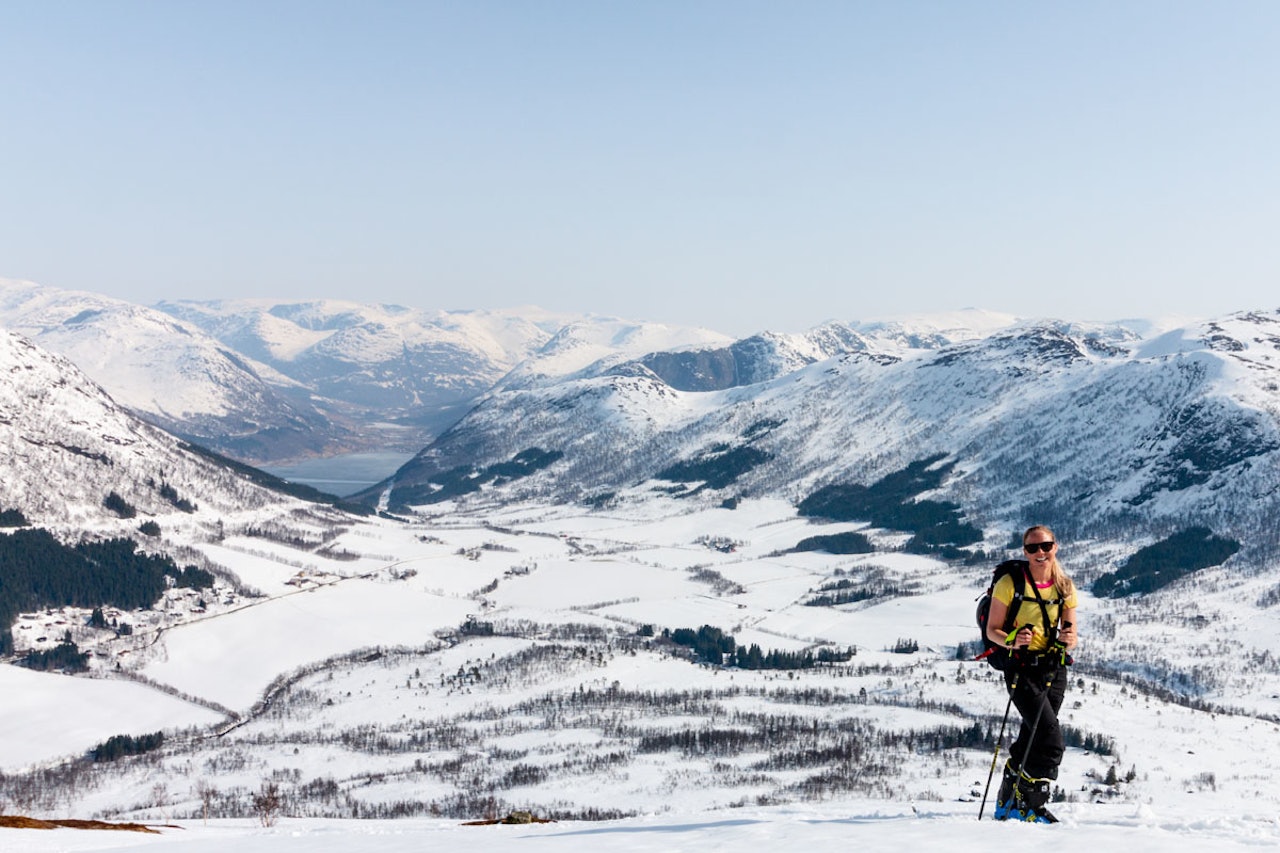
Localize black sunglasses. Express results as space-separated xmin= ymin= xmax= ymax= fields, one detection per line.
xmin=1024 ymin=541 xmax=1055 ymax=553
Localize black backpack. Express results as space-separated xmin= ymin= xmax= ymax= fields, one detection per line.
xmin=974 ymin=559 xmax=1054 ymax=670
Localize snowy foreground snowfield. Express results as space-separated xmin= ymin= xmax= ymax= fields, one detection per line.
xmin=7 ymin=803 xmax=1280 ymax=853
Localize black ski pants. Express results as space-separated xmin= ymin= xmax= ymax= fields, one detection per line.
xmin=1004 ymin=659 xmax=1067 ymax=781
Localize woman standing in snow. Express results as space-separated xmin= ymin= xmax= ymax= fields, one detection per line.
xmin=985 ymin=525 xmax=1078 ymax=822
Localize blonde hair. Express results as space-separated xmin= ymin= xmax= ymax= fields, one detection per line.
xmin=1024 ymin=524 xmax=1076 ymax=599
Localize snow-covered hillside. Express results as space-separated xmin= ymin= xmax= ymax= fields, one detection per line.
xmin=381 ymin=312 xmax=1280 ymax=566
xmin=0 ymin=279 xmax=349 ymax=462
xmin=0 ymin=329 xmax=323 ymax=531
xmin=0 ymin=328 xmax=371 ymax=683
xmin=154 ymin=299 xmax=735 ymax=457
xmin=4 ymin=493 xmax=1280 ymax=848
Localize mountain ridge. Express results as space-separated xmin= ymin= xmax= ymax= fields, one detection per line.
xmin=7 ymin=278 xmax=1279 ymax=569
xmin=373 ymin=310 xmax=1280 ymax=570
xmin=0 ymin=327 xmax=336 ymax=533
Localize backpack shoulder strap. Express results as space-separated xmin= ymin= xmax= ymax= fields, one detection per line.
xmin=995 ymin=560 xmax=1027 ymax=634
xmin=1024 ymin=567 xmax=1062 ymax=638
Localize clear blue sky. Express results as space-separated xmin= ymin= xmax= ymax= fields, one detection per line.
xmin=2 ymin=1 xmax=1278 ymax=336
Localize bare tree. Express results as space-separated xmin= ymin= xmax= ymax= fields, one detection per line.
xmin=195 ymin=780 xmax=218 ymax=825
xmin=251 ymin=780 xmax=282 ymax=827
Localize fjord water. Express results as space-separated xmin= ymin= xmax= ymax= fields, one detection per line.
xmin=262 ymin=451 xmax=415 ymax=497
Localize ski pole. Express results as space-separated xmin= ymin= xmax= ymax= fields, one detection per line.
xmin=978 ymin=672 xmax=1018 ymax=821
xmin=1004 ymin=625 xmax=1037 ymax=646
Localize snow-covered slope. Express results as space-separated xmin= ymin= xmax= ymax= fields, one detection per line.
xmin=847 ymin=307 xmax=1021 ymax=350
xmin=0 ymin=280 xmax=347 ymax=462
xmin=0 ymin=329 xmax=319 ymax=530
xmin=10 ymin=803 xmax=1280 ymax=852
xmin=378 ymin=312 xmax=1280 ymax=564
xmin=155 ymin=299 xmax=740 ymax=458
xmin=4 ymin=494 xmax=1280 ymax=838
xmin=154 ymin=298 xmax=558 ymax=402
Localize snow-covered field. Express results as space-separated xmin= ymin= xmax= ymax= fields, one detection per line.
xmin=4 ymin=496 xmax=1280 ymax=850
xmin=0 ymin=666 xmax=224 ymax=770
xmin=8 ymin=803 xmax=1280 ymax=853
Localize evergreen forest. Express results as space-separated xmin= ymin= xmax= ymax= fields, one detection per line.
xmin=0 ymin=528 xmax=212 ymax=655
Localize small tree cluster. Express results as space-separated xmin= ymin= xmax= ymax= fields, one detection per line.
xmin=102 ymin=491 xmax=137 ymax=519
xmin=19 ymin=637 xmax=90 ymax=672
xmin=89 ymin=732 xmax=165 ymax=763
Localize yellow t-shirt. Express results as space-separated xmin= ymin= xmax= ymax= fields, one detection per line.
xmin=992 ymin=571 xmax=1078 ymax=652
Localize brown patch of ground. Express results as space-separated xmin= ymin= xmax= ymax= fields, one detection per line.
xmin=0 ymin=815 xmax=179 ymax=833
xmin=462 ymin=810 xmax=555 ymax=826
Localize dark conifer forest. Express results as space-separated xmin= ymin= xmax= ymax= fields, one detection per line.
xmin=0 ymin=529 xmax=211 ymax=655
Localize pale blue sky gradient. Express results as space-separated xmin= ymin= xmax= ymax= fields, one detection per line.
xmin=3 ymin=1 xmax=1278 ymax=335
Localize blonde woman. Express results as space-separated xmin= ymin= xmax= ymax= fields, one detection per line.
xmin=985 ymin=525 xmax=1078 ymax=822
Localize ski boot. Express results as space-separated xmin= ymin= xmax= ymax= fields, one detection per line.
xmin=1014 ymin=771 xmax=1058 ymax=824
xmin=992 ymin=761 xmax=1022 ymax=821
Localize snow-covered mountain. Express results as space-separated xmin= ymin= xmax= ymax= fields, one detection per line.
xmin=377 ymin=311 xmax=1280 ymax=566
xmin=0 ymin=280 xmax=772 ymax=465
xmin=160 ymin=299 xmax=741 ymax=462
xmin=0 ymin=280 xmax=351 ymax=462
xmin=491 ymin=316 xmax=735 ymax=390
xmin=0 ymin=328 xmax=330 ymax=531
xmin=153 ymin=298 xmax=560 ymax=424
xmin=497 ymin=308 xmax=1019 ymax=394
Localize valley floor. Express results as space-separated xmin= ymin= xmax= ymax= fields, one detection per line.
xmin=7 ymin=497 xmax=1280 ymax=838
